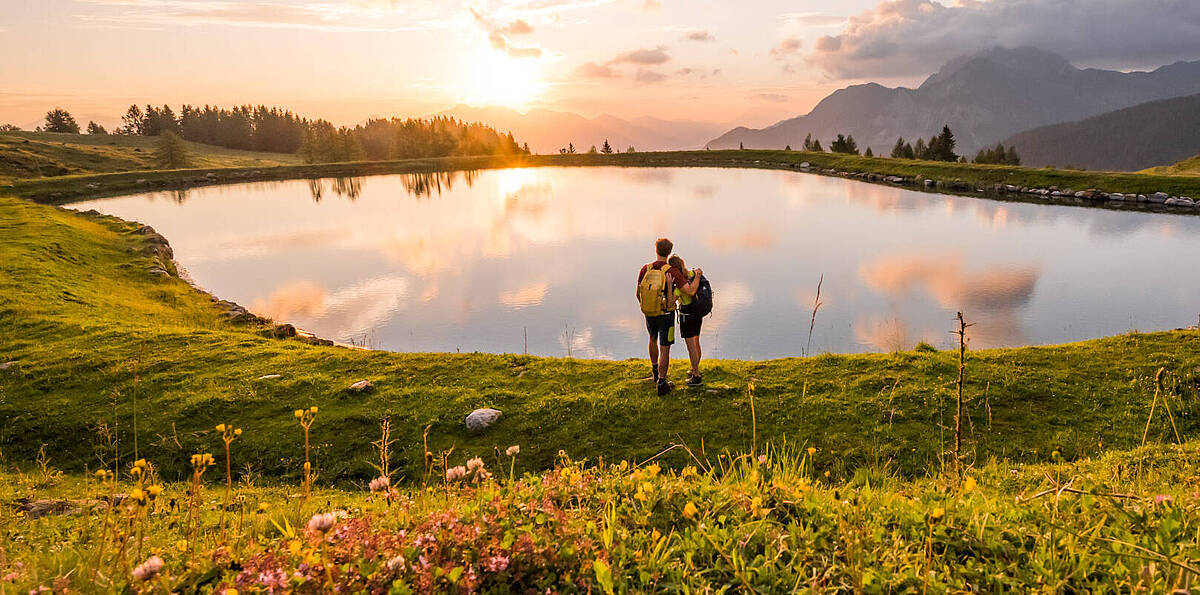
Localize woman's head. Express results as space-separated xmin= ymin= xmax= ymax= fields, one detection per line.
xmin=668 ymin=255 xmax=686 ymax=271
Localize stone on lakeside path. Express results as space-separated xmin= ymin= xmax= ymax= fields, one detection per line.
xmin=465 ymin=408 xmax=502 ymax=432
xmin=349 ymin=380 xmax=372 ymax=392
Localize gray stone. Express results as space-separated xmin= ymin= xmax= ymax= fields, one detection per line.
xmin=1149 ymin=192 xmax=1169 ymax=203
xmin=924 ymin=179 xmax=935 ymax=187
xmin=465 ymin=408 xmax=502 ymax=432
xmin=257 ymin=374 xmax=282 ymax=380
xmin=1109 ymin=193 xmax=1125 ymax=200
xmin=147 ymin=267 xmax=170 ymax=278
xmin=1165 ymin=197 xmax=1181 ymax=206
xmin=1136 ymin=194 xmax=1148 ymax=202
xmin=799 ymin=162 xmax=810 ymax=168
xmin=0 ymin=361 xmax=18 ymax=371
xmin=349 ymin=380 xmax=372 ymax=392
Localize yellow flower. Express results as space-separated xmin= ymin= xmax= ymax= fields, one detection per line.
xmin=645 ymin=463 xmax=661 ymax=477
xmin=682 ymin=501 xmax=699 ymax=519
xmin=258 ymin=502 xmax=270 ymax=512
xmin=681 ymin=466 xmax=697 ymax=478
xmin=130 ymin=466 xmax=142 ymax=476
xmin=216 ymin=423 xmax=226 ymax=433
xmin=224 ymin=590 xmax=239 ymax=595
xmin=130 ymin=488 xmax=147 ymax=503
xmin=175 ymin=539 xmax=188 ymax=553
xmin=962 ymin=476 xmax=977 ymax=494
xmin=823 ymin=471 xmax=830 ymax=478
xmin=807 ymin=447 xmax=817 ymax=456
xmin=288 ymin=540 xmax=303 ymax=556
xmin=309 ymin=406 xmax=318 ymax=414
xmin=294 ymin=409 xmax=304 ymax=419
xmin=234 ymin=428 xmax=243 ymax=436
xmin=146 ymin=485 xmax=163 ymax=499
xmin=928 ymin=507 xmax=945 ymax=523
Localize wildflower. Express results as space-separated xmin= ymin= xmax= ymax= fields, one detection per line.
xmin=307 ymin=512 xmax=336 ymax=534
xmin=257 ymin=502 xmax=270 ymax=512
xmin=146 ymin=485 xmax=163 ymax=500
xmin=682 ymin=501 xmax=699 ymax=519
xmin=823 ymin=471 xmax=830 ymax=478
xmin=466 ymin=457 xmax=485 ymax=472
xmin=234 ymin=428 xmax=243 ymax=436
xmin=224 ymin=589 xmax=238 ymax=595
xmin=807 ymin=447 xmax=817 ymax=456
xmin=506 ymin=445 xmax=520 ymax=456
xmin=482 ymin=554 xmax=509 ymax=572
xmin=175 ymin=540 xmax=188 ymax=553
xmin=369 ymin=476 xmax=390 ymax=493
xmin=681 ymin=466 xmax=698 ymax=478
xmin=294 ymin=409 xmax=304 ymax=419
xmin=216 ymin=424 xmax=226 ymax=433
xmin=962 ymin=476 xmax=977 ymax=494
xmin=387 ymin=554 xmax=406 ymax=572
xmin=445 ymin=466 xmax=467 ymax=481
xmin=95 ymin=469 xmax=110 ymax=479
xmin=1155 ymin=494 xmax=1173 ymax=506
xmin=928 ymin=507 xmax=945 ymax=523
xmin=130 ymin=488 xmax=147 ymax=505
xmin=131 ymin=556 xmax=164 ymax=581
xmin=757 ymin=454 xmax=768 ymax=464
xmin=309 ymin=406 xmax=318 ymax=414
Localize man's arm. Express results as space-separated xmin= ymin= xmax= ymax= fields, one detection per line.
xmin=677 ymin=268 xmax=703 ymax=296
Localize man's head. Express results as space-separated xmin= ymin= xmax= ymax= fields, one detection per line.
xmin=655 ymin=237 xmax=673 ymax=258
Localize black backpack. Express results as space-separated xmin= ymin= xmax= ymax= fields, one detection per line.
xmin=684 ymin=274 xmax=713 ymax=317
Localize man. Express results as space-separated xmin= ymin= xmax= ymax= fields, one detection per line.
xmin=636 ymin=238 xmax=702 ymax=395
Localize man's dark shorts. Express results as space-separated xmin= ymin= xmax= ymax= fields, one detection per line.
xmin=645 ymin=313 xmax=675 ymax=346
xmin=679 ymin=310 xmax=702 ymax=339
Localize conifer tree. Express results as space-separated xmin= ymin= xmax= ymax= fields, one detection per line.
xmin=864 ymin=147 xmax=873 ymax=157
xmin=601 ymin=139 xmax=613 ymax=154
xmin=154 ymin=131 xmax=191 ymax=169
xmin=86 ymin=121 xmax=107 ymax=135
xmin=43 ymin=108 xmax=80 ymax=133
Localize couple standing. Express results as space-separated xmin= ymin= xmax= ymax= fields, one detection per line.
xmin=636 ymin=237 xmax=711 ymax=396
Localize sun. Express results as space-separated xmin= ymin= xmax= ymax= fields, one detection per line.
xmin=455 ymin=51 xmax=546 ymax=109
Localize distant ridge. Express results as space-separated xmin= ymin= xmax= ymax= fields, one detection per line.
xmin=1002 ymin=93 xmax=1200 ymax=171
xmin=434 ymin=105 xmax=726 ymax=154
xmin=708 ymin=47 xmax=1200 ymax=156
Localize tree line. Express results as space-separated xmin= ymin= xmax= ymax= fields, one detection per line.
xmin=28 ymin=106 xmax=530 ymax=164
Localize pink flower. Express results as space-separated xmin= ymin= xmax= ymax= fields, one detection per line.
xmin=306 ymin=512 xmax=336 ymax=534
xmin=482 ymin=554 xmax=510 ymax=572
xmin=467 ymin=457 xmax=485 ymax=472
xmin=386 ymin=555 xmax=406 ymax=572
xmin=131 ymin=556 xmax=164 ymax=581
xmin=757 ymin=454 xmax=768 ymax=464
xmin=369 ymin=476 xmax=390 ymax=492
xmin=1155 ymin=494 xmax=1173 ymax=506
xmin=445 ymin=466 xmax=467 ymax=481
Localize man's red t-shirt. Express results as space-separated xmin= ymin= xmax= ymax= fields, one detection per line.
xmin=638 ymin=260 xmax=689 ymax=311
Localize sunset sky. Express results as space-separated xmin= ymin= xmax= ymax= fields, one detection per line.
xmin=4 ymin=0 xmax=1200 ymax=129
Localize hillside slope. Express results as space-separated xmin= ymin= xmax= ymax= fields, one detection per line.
xmin=708 ymin=47 xmax=1200 ymax=155
xmin=2 ymin=195 xmax=1199 ymax=484
xmin=0 ymin=131 xmax=300 ymax=182
xmin=1002 ymin=93 xmax=1200 ymax=170
xmin=1143 ymin=153 xmax=1200 ymax=176
xmin=437 ymin=105 xmax=726 ymax=154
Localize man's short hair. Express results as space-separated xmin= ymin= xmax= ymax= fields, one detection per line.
xmin=655 ymin=238 xmax=673 ymax=257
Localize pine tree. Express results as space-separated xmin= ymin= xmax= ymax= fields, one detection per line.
xmin=568 ymin=143 xmax=576 ymax=154
xmin=739 ymin=142 xmax=745 ymax=150
xmin=1005 ymin=145 xmax=1021 ymax=165
xmin=845 ymin=135 xmax=859 ymax=155
xmin=523 ymin=142 xmax=531 ymax=155
xmin=913 ymin=138 xmax=928 ymax=160
xmin=588 ymin=145 xmax=598 ymax=154
xmin=812 ymin=139 xmax=823 ymax=152
xmin=802 ymin=133 xmax=814 ymax=151
xmin=864 ymin=147 xmax=873 ymax=157
xmin=934 ymin=125 xmax=958 ymax=161
xmin=784 ymin=144 xmax=791 ymax=151
xmin=891 ymin=137 xmax=908 ymax=159
xmin=86 ymin=121 xmax=107 ymax=135
xmin=43 ymin=108 xmax=80 ymax=133
xmin=626 ymin=146 xmax=636 ymax=153
xmin=601 ymin=139 xmax=613 ymax=154
xmin=154 ymin=131 xmax=191 ymax=169
xmin=299 ymin=128 xmax=318 ymax=163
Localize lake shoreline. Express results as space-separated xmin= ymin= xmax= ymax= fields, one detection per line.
xmin=5 ymin=150 xmax=1200 ymax=214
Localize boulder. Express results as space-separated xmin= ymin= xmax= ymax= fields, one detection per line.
xmin=349 ymin=380 xmax=372 ymax=392
xmin=799 ymin=162 xmax=810 ymax=168
xmin=270 ymin=323 xmax=297 ymax=339
xmin=1149 ymin=192 xmax=1169 ymax=203
xmin=147 ymin=266 xmax=171 ymax=278
xmin=465 ymin=408 xmax=502 ymax=432
xmin=1109 ymin=193 xmax=1125 ymax=200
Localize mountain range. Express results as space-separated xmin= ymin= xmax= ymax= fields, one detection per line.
xmin=707 ymin=47 xmax=1200 ymax=157
xmin=433 ymin=105 xmax=728 ymax=155
xmin=999 ymin=93 xmax=1200 ymax=171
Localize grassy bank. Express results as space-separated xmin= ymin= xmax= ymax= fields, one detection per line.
xmin=2 ymin=196 xmax=1199 ymax=486
xmin=2 ymin=441 xmax=1198 ymax=592
xmin=7 ymin=149 xmax=1200 ymax=209
xmin=0 ymin=131 xmax=299 ymax=183
xmin=1143 ymin=153 xmax=1200 ymax=176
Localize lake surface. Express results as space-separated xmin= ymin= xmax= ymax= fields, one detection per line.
xmin=72 ymin=167 xmax=1200 ymax=359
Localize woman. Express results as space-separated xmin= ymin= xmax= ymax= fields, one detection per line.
xmin=668 ymin=255 xmax=704 ymax=386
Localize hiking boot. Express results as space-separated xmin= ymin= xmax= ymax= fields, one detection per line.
xmin=686 ymin=373 xmax=703 ymax=387
xmin=656 ymin=378 xmax=673 ymax=396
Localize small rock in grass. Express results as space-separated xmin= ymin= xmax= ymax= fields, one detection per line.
xmin=270 ymin=323 xmax=297 ymax=338
xmin=350 ymin=380 xmax=372 ymax=392
xmin=466 ymin=408 xmax=502 ymax=432
xmin=257 ymin=374 xmax=282 ymax=381
xmin=0 ymin=361 xmax=18 ymax=371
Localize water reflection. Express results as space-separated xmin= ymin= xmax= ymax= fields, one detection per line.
xmin=71 ymin=167 xmax=1200 ymax=358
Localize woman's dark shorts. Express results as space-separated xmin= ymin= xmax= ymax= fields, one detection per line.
xmin=645 ymin=313 xmax=675 ymax=346
xmin=679 ymin=310 xmax=702 ymax=339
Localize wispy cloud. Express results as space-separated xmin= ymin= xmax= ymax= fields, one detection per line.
xmin=612 ymin=45 xmax=670 ymax=65
xmin=781 ymin=12 xmax=846 ymax=27
xmin=574 ymin=61 xmax=618 ymax=79
xmin=770 ymin=37 xmax=803 ymax=59
xmin=72 ymin=0 xmax=439 ymax=32
xmin=634 ymin=69 xmax=668 ymax=85
xmin=754 ymin=92 xmax=789 ymax=103
xmin=471 ymin=7 xmax=543 ymax=58
xmin=681 ymin=29 xmax=714 ymax=42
